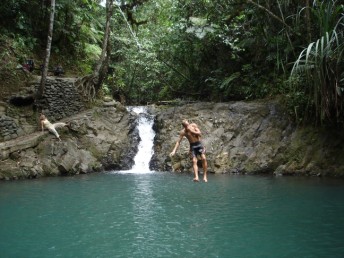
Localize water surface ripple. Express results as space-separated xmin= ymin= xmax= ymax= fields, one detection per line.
xmin=1 ymin=173 xmax=344 ymax=257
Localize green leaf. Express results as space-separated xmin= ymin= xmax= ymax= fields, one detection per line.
xmin=220 ymin=72 xmax=241 ymax=89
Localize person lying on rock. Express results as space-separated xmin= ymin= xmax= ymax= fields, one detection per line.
xmin=39 ymin=113 xmax=68 ymax=141
xmin=170 ymin=119 xmax=208 ymax=182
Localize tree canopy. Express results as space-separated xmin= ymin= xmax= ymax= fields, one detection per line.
xmin=0 ymin=0 xmax=343 ymax=125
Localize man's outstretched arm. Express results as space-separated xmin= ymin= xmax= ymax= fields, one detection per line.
xmin=170 ymin=133 xmax=184 ymax=156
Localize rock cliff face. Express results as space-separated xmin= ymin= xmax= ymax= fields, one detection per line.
xmin=0 ymin=104 xmax=139 ymax=180
xmin=149 ymin=101 xmax=344 ymax=177
xmin=1 ymin=99 xmax=344 ymax=180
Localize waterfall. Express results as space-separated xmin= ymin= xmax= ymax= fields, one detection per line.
xmin=122 ymin=106 xmax=155 ymax=174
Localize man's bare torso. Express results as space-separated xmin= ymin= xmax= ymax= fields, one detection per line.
xmin=182 ymin=123 xmax=201 ymax=144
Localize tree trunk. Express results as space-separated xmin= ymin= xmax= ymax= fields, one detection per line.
xmin=92 ymin=0 xmax=114 ymax=93
xmin=37 ymin=0 xmax=55 ymax=99
xmin=305 ymin=0 xmax=312 ymax=43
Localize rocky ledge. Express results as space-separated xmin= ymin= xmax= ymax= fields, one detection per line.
xmin=1 ymin=99 xmax=344 ymax=180
xmin=150 ymin=100 xmax=344 ymax=178
xmin=0 ymin=103 xmax=139 ymax=180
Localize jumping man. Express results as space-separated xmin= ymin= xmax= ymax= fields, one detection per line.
xmin=170 ymin=119 xmax=208 ymax=182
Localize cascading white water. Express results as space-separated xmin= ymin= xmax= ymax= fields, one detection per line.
xmin=125 ymin=106 xmax=155 ymax=173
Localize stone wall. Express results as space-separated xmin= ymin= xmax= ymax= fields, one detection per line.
xmin=0 ymin=115 xmax=24 ymax=141
xmin=34 ymin=77 xmax=85 ymax=121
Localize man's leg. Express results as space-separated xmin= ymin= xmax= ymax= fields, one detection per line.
xmin=53 ymin=122 xmax=67 ymax=128
xmin=48 ymin=126 xmax=61 ymax=141
xmin=201 ymin=154 xmax=208 ymax=182
xmin=192 ymin=156 xmax=199 ymax=182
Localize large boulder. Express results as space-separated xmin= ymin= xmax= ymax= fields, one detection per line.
xmin=0 ymin=105 xmax=139 ymax=180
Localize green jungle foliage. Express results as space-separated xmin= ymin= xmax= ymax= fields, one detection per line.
xmin=0 ymin=0 xmax=343 ymax=125
xmin=0 ymin=0 xmax=104 ymax=75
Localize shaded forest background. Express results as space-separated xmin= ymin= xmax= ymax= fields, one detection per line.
xmin=0 ymin=0 xmax=343 ymax=125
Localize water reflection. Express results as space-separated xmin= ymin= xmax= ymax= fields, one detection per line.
xmin=131 ymin=176 xmax=156 ymax=252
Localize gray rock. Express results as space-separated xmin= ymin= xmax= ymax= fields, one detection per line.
xmin=150 ymin=100 xmax=344 ymax=177
xmin=0 ymin=107 xmax=139 ymax=179
xmin=2 ymin=98 xmax=344 ymax=180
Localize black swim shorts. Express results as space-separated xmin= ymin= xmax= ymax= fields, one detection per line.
xmin=190 ymin=141 xmax=205 ymax=158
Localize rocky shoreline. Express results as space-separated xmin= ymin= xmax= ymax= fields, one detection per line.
xmin=1 ymin=99 xmax=344 ymax=180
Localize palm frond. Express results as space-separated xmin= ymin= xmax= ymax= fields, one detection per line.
xmin=290 ymin=22 xmax=344 ymax=124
